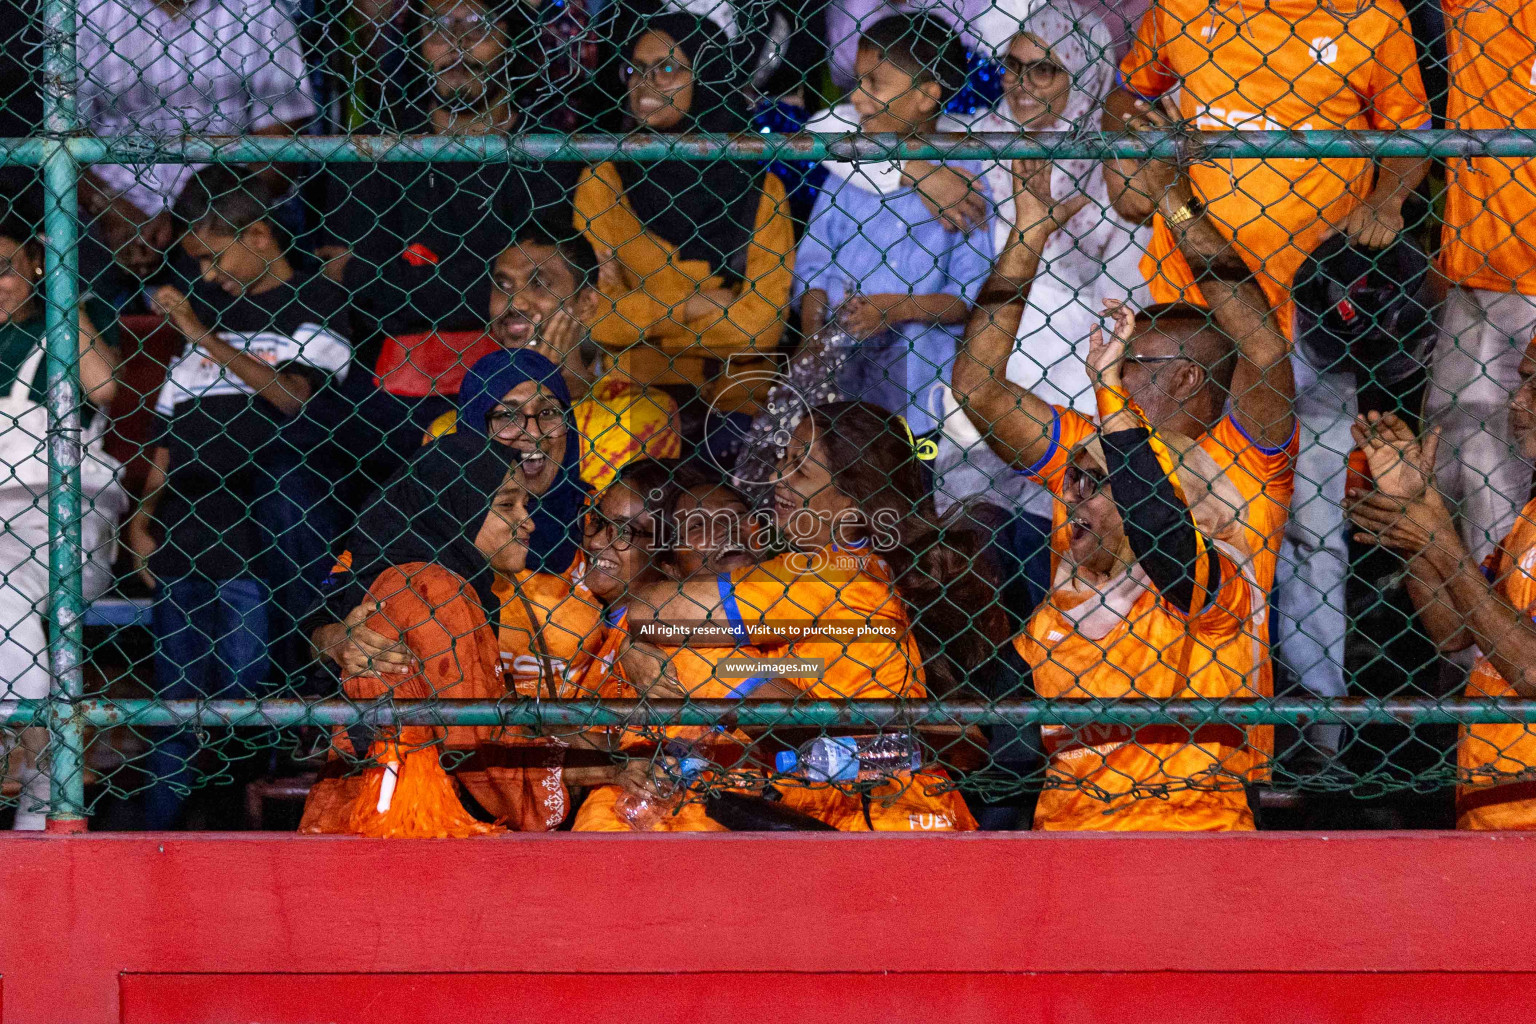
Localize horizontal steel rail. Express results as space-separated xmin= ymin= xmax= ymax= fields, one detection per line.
xmin=4 ymin=697 xmax=1534 ymax=728
xmin=1 ymin=128 xmax=1534 ymax=165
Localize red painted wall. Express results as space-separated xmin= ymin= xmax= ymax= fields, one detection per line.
xmin=1 ymin=832 xmax=1532 ymax=1023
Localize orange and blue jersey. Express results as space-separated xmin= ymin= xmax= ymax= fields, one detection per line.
xmin=1458 ymin=497 xmax=1536 ymax=830
xmin=1014 ymin=404 xmax=1287 ymax=818
xmin=718 ymin=545 xmax=977 ymax=832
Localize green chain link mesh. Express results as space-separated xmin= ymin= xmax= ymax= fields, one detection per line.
xmin=0 ymin=0 xmax=1533 ymax=833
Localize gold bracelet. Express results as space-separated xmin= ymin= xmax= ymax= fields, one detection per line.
xmin=1166 ymin=196 xmax=1205 ymax=225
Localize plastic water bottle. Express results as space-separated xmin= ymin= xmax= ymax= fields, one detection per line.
xmin=614 ymin=740 xmax=711 ymax=832
xmin=774 ymin=734 xmax=922 ymax=784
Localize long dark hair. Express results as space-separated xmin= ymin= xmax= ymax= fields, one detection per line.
xmin=807 ymin=402 xmax=1006 ymax=697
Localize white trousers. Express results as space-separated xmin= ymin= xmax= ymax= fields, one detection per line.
xmin=0 ymin=495 xmax=120 ymax=827
xmin=1424 ymin=285 xmax=1536 ymax=562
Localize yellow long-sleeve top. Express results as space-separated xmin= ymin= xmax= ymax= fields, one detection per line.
xmin=575 ymin=162 xmax=795 ymax=413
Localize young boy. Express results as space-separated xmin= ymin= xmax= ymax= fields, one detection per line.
xmin=794 ymin=12 xmax=994 ymax=438
xmin=125 ymin=167 xmax=351 ymax=827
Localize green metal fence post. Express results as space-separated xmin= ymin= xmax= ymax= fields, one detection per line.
xmin=39 ymin=0 xmax=87 ymax=832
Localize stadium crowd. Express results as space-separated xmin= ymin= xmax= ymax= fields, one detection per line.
xmin=1 ymin=0 xmax=1535 ymax=835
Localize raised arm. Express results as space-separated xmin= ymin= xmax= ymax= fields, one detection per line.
xmin=1092 ymin=308 xmax=1218 ymax=615
xmin=1101 ymin=87 xmax=1160 ymax=225
xmin=952 ymin=160 xmax=1087 ymax=470
xmin=1348 ymin=414 xmax=1471 ymax=652
xmin=1136 ymin=113 xmax=1295 ymax=450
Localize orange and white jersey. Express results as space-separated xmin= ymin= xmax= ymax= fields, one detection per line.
xmin=1121 ymin=0 xmax=1431 ymax=320
xmin=1458 ymin=497 xmax=1536 ymax=829
xmin=1018 ymin=539 xmax=1266 ymax=831
xmin=491 ymin=555 xmax=605 ymax=699
xmin=1440 ymin=0 xmax=1536 ymax=294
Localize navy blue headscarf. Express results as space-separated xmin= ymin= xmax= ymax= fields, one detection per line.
xmin=458 ymin=349 xmax=586 ymax=574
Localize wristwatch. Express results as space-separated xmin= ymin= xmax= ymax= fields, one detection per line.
xmin=1167 ymin=196 xmax=1205 ymax=225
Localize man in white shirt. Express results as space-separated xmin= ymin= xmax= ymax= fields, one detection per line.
xmin=75 ymin=0 xmax=316 ymax=279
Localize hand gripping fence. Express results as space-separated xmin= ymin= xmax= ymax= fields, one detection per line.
xmin=4 ymin=0 xmax=1536 ymax=832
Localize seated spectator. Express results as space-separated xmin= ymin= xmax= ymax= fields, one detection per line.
xmin=347 ymin=0 xmax=602 ymax=132
xmin=426 ymin=228 xmax=684 ymax=491
xmin=299 ymin=432 xmax=531 ymax=837
xmin=453 ymin=350 xmax=590 ymax=571
xmin=0 ymin=218 xmax=125 ymax=830
xmin=76 ymin=0 xmax=316 ymax=285
xmin=573 ymin=464 xmax=776 ymax=831
xmin=824 ymin=0 xmax=999 ymax=92
xmin=310 ymin=349 xmax=588 ymax=660
xmin=627 ymin=401 xmax=1004 ymax=831
xmin=576 ymin=11 xmax=795 ymax=456
xmin=954 ymin=160 xmax=1296 ymax=798
xmin=309 ymin=351 xmax=611 ymax=829
xmin=125 ymin=170 xmax=351 ymax=829
xmin=1348 ymin=368 xmax=1536 ymax=831
xmin=318 ymin=0 xmax=579 ymax=507
xmin=795 ymin=13 xmax=993 ymax=441
xmin=932 ymin=3 xmax=1150 ymax=520
xmin=1012 ymin=307 xmax=1266 ymax=830
xmin=568 ymin=458 xmax=763 ymax=832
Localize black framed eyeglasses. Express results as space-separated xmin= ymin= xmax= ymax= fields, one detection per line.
xmin=486 ymin=404 xmax=565 ymax=435
xmin=584 ymin=511 xmax=658 ymax=551
xmin=1001 ymin=56 xmax=1067 ymax=87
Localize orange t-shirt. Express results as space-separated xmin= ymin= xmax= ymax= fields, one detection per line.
xmin=1017 ymin=405 xmax=1292 ymax=808
xmin=1018 ymin=540 xmax=1265 ymax=831
xmin=1440 ymin=0 xmax=1536 ymax=294
xmin=1457 ymin=497 xmax=1536 ymax=829
xmin=568 ymin=601 xmax=753 ymax=833
xmin=491 ymin=556 xmax=604 ymax=700
xmin=723 ymin=547 xmax=978 ymax=831
xmin=1121 ymin=0 xmax=1431 ymax=322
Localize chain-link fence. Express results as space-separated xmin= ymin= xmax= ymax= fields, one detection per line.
xmin=1 ymin=0 xmax=1534 ymax=834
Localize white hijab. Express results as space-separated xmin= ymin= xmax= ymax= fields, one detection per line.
xmin=970 ymin=1 xmax=1119 ymax=250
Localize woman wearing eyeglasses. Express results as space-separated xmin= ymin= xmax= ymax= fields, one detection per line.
xmin=620 ymin=402 xmax=1005 ymax=831
xmin=574 ymin=11 xmax=796 ymax=456
xmin=930 ymin=3 xmax=1153 ymax=523
xmin=304 ymin=350 xmax=605 ymax=830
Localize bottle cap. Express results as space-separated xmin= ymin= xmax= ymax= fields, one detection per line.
xmin=775 ymin=750 xmax=798 ymax=773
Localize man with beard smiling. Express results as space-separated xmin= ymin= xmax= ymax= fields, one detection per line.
xmin=427 ymin=227 xmax=683 ymax=490
xmin=318 ymin=0 xmax=578 ymax=509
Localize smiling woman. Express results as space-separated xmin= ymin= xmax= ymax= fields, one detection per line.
xmin=299 ymin=432 xmax=533 ymax=837
xmin=575 ymin=11 xmax=795 ymax=430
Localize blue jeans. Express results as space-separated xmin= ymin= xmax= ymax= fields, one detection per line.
xmin=145 ymin=578 xmax=271 ymax=829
